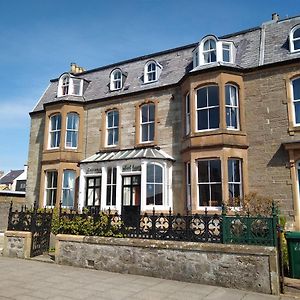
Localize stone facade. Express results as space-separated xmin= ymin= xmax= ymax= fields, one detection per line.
xmin=55 ymin=235 xmax=280 ymax=295
xmin=3 ymin=231 xmax=32 ymax=259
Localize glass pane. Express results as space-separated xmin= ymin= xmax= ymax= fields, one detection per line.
xmin=88 ymin=178 xmax=95 ymax=187
xmin=132 ymin=176 xmax=140 ymax=185
xmin=95 ymin=177 xmax=101 ymax=186
xmin=231 ymin=108 xmax=238 ymax=129
xmin=294 ymin=102 xmax=300 ymax=124
xmin=114 ymin=71 xmax=121 ymax=79
xmin=113 ymin=111 xmax=119 ymax=127
xmin=209 ymin=39 xmax=216 ymax=49
xmin=142 ymin=124 xmax=148 ymax=142
xmin=107 ymin=129 xmax=114 ymax=145
xmin=209 ymin=107 xmax=219 ymax=129
xmin=155 ymin=184 xmax=163 ymax=205
xmin=106 ymin=186 xmax=111 ymax=206
xmin=198 ymin=161 xmax=209 ymax=183
xmin=210 ymin=184 xmax=222 ymax=206
xmin=228 ymin=183 xmax=235 ymax=200
xmin=294 ymin=28 xmax=300 ymax=39
xmin=146 ymin=184 xmax=154 ymax=205
xmin=228 ymin=160 xmax=234 ymax=183
xmin=147 ymin=164 xmax=155 ymax=183
xmin=149 ymin=123 xmax=154 ymax=141
xmin=149 ymin=104 xmax=155 ymax=122
xmin=223 ymin=49 xmax=230 ymax=62
xmin=63 ymin=170 xmax=75 ymax=188
xmin=294 ymin=40 xmax=300 ymax=50
xmin=141 ymin=105 xmax=148 ymax=123
xmin=199 ymin=185 xmax=209 ymax=206
xmin=211 ymin=51 xmax=217 ymax=62
xmin=293 ymin=78 xmax=300 ymax=100
xmin=203 ymin=40 xmax=210 ymax=51
xmin=233 ymin=160 xmax=241 ymax=182
xmin=62 ymin=190 xmax=74 ymax=207
xmin=112 ymin=168 xmax=117 ymax=184
xmin=123 ymin=187 xmax=131 ymax=206
xmin=107 ymin=112 xmax=113 ymax=128
xmin=197 ymin=110 xmax=208 ymax=130
xmin=107 ymin=168 xmax=112 ymax=183
xmin=208 ymin=86 xmax=219 ymax=106
xmin=53 ymin=172 xmax=58 ymax=187
xmin=197 ymin=88 xmax=207 ymax=108
xmin=87 ymin=189 xmax=93 ymax=206
xmin=123 ymin=177 xmax=131 ymax=185
xmin=226 ymin=107 xmax=231 ymax=127
xmin=94 ymin=187 xmax=100 ymax=206
xmin=233 ymin=184 xmax=241 ymax=198
xmin=155 ymin=165 xmax=163 ymax=183
xmin=210 ymin=160 xmax=221 ymax=182
xmin=114 ymin=128 xmax=119 ymax=145
xmin=132 ymin=185 xmax=140 ymax=205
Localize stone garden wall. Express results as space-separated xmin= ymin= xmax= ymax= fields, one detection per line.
xmin=55 ymin=235 xmax=280 ymax=295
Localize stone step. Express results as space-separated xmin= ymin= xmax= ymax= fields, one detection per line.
xmin=30 ymin=253 xmax=55 ymax=264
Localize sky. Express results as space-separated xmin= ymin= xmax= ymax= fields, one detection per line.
xmin=0 ymin=0 xmax=299 ymax=172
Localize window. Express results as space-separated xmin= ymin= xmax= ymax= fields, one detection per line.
xmin=198 ymin=159 xmax=222 ymax=207
xmin=186 ymin=162 xmax=191 ymax=210
xmin=107 ymin=110 xmax=119 ymax=146
xmin=61 ymin=76 xmax=69 ymax=95
xmin=140 ymin=103 xmax=155 ymax=142
xmin=144 ymin=61 xmax=162 ymax=83
xmin=185 ymin=93 xmax=191 ymax=135
xmin=222 ymin=43 xmax=231 ymax=62
xmin=228 ymin=159 xmax=242 ymax=206
xmin=45 ymin=171 xmax=57 ymax=207
xmin=106 ymin=167 xmax=117 ymax=206
xmin=49 ymin=114 xmax=61 ymax=148
xmin=292 ymin=78 xmax=300 ymax=125
xmin=146 ymin=164 xmax=163 ymax=205
xmin=57 ymin=74 xmax=83 ymax=97
xmin=203 ymin=39 xmax=217 ymax=64
xmin=110 ymin=69 xmax=122 ymax=91
xmin=196 ymin=86 xmax=219 ymax=131
xmin=193 ymin=49 xmax=199 ymax=68
xmin=65 ymin=113 xmax=79 ymax=148
xmin=62 ymin=170 xmax=76 ymax=208
xmin=225 ymin=84 xmax=239 ymax=129
xmin=86 ymin=177 xmax=101 ymax=207
xmin=290 ymin=26 xmax=300 ymax=52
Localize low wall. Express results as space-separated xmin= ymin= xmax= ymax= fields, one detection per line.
xmin=55 ymin=235 xmax=280 ymax=295
xmin=0 ymin=192 xmax=26 ymax=232
xmin=3 ymin=231 xmax=32 ymax=259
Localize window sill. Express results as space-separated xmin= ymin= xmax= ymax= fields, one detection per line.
xmin=191 ymin=129 xmax=246 ymax=137
xmin=135 ymin=142 xmax=157 ymax=148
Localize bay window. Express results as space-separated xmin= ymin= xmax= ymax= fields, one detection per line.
xmin=146 ymin=164 xmax=163 ymax=206
xmin=65 ymin=113 xmax=79 ymax=148
xmin=185 ymin=93 xmax=191 ymax=135
xmin=49 ymin=114 xmax=61 ymax=148
xmin=225 ymin=84 xmax=239 ymax=129
xmin=45 ymin=171 xmax=58 ymax=207
xmin=62 ymin=170 xmax=76 ymax=208
xmin=292 ymin=77 xmax=300 ymax=125
xmin=228 ymin=159 xmax=242 ymax=206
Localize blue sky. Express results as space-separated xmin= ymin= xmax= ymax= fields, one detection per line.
xmin=0 ymin=0 xmax=299 ymax=172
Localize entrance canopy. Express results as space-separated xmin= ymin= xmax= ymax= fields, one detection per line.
xmin=80 ymin=147 xmax=175 ymax=164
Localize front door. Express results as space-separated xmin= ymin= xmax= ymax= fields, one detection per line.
xmin=85 ymin=176 xmax=101 ymax=213
xmin=122 ymin=175 xmax=141 ymax=227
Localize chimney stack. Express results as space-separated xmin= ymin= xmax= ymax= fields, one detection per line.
xmin=70 ymin=62 xmax=86 ymax=74
xmin=272 ymin=13 xmax=280 ymax=22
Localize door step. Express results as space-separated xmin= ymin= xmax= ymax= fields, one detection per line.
xmin=30 ymin=253 xmax=55 ymax=264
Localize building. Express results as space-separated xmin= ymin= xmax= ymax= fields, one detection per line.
xmin=0 ymin=166 xmax=27 ymax=192
xmin=27 ymin=14 xmax=300 ymax=230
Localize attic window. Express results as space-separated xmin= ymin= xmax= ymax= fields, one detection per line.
xmin=144 ymin=60 xmax=162 ymax=83
xmin=110 ymin=69 xmax=123 ymax=91
xmin=57 ymin=74 xmax=83 ymax=97
xmin=290 ymin=25 xmax=300 ymax=53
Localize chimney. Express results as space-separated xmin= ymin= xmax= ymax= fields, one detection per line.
xmin=70 ymin=62 xmax=86 ymax=74
xmin=272 ymin=13 xmax=280 ymax=22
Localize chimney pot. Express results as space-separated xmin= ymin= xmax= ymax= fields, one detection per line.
xmin=272 ymin=13 xmax=279 ymax=22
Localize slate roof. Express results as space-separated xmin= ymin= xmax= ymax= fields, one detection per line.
xmin=0 ymin=170 xmax=23 ymax=185
xmin=81 ymin=147 xmax=175 ymax=164
xmin=32 ymin=15 xmax=300 ymax=114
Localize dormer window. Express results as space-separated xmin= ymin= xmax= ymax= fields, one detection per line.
xmin=144 ymin=60 xmax=162 ymax=83
xmin=110 ymin=69 xmax=123 ymax=91
xmin=203 ymin=39 xmax=217 ymax=64
xmin=290 ymin=25 xmax=300 ymax=53
xmin=57 ymin=74 xmax=83 ymax=97
xmin=193 ymin=36 xmax=235 ymax=68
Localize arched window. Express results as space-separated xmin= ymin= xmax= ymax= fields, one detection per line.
xmin=203 ymin=38 xmax=217 ymax=64
xmin=110 ymin=69 xmax=122 ymax=91
xmin=196 ymin=85 xmax=219 ymax=131
xmin=106 ymin=110 xmax=119 ymax=146
xmin=292 ymin=77 xmax=300 ymax=125
xmin=144 ymin=61 xmax=161 ymax=83
xmin=146 ymin=164 xmax=163 ymax=205
xmin=57 ymin=74 xmax=83 ymax=97
xmin=140 ymin=103 xmax=155 ymax=142
xmin=65 ymin=113 xmax=79 ymax=148
xmin=49 ymin=114 xmax=61 ymax=148
xmin=225 ymin=84 xmax=239 ymax=130
xmin=290 ymin=25 xmax=300 ymax=53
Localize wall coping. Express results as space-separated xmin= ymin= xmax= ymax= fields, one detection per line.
xmin=5 ymin=231 xmax=32 ymax=238
xmin=56 ymin=234 xmax=277 ymax=256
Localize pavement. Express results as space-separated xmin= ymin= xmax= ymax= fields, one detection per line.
xmin=0 ymin=257 xmax=298 ymax=300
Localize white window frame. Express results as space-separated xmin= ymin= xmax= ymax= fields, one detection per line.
xmin=144 ymin=61 xmax=162 ymax=83
xmin=106 ymin=110 xmax=119 ymax=147
xmin=44 ymin=170 xmax=58 ymax=208
xmin=57 ymin=74 xmax=83 ymax=97
xmin=202 ymin=38 xmax=217 ymax=64
xmin=289 ymin=25 xmax=300 ymax=53
xmin=140 ymin=103 xmax=155 ymax=143
xmin=48 ymin=114 xmax=61 ymax=149
xmin=225 ymin=84 xmax=240 ymax=130
xmin=186 ymin=162 xmax=191 ymax=210
xmin=106 ymin=167 xmax=117 ymax=207
xmin=291 ymin=77 xmax=300 ymax=126
xmin=185 ymin=93 xmax=191 ymax=135
xmin=197 ymin=159 xmax=222 ymax=210
xmin=65 ymin=112 xmax=79 ymax=149
xmin=195 ymin=85 xmax=219 ymax=132
xmin=61 ymin=170 xmax=76 ymax=208
xmin=222 ymin=42 xmax=232 ymax=63
xmin=228 ymin=158 xmax=242 ymax=207
xmin=110 ymin=69 xmax=122 ymax=91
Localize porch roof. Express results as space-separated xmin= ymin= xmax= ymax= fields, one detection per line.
xmin=80 ymin=147 xmax=175 ymax=164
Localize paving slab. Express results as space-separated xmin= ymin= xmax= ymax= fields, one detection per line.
xmin=0 ymin=257 xmax=298 ymax=300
